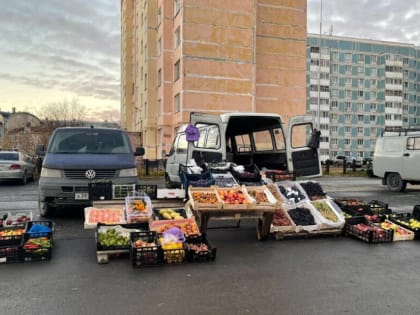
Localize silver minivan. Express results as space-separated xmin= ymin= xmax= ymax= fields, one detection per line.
xmin=164 ymin=112 xmax=321 ymax=188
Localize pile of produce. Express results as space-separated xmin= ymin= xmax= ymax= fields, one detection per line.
xmin=247 ymin=190 xmax=269 ymax=204
xmin=152 ymin=220 xmax=200 ymax=237
xmin=312 ymin=201 xmax=338 ymax=222
xmin=23 ymin=237 xmax=52 ymax=256
xmin=126 ymin=198 xmax=152 ymax=223
xmin=191 ymin=191 xmax=219 ymax=204
xmin=87 ymin=208 xmax=125 ymax=226
xmin=335 ymin=198 xmax=371 ymax=216
xmin=300 ymin=182 xmax=326 ymax=201
xmin=156 ymin=208 xmax=185 ymax=220
xmin=351 ymin=223 xmax=388 ymax=240
xmin=217 ymin=189 xmax=250 ymax=205
xmin=98 ymin=228 xmax=130 ymax=248
xmin=0 ymin=228 xmax=25 ymax=237
xmin=272 ymin=209 xmax=293 ymax=227
xmin=0 ymin=213 xmax=31 ymax=227
xmin=277 ymin=184 xmax=306 ymax=203
xmin=287 ymin=207 xmax=316 ymax=226
xmin=380 ymin=220 xmax=412 ymax=236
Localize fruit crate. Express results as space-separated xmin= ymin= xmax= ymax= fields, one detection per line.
xmin=388 ymin=213 xmax=420 ymax=240
xmin=0 ymin=211 xmax=32 ymax=227
xmin=130 ymin=231 xmax=161 ymax=267
xmin=244 ymin=185 xmax=277 ymax=210
xmin=136 ymin=184 xmax=158 ymax=200
xmin=188 ymin=186 xmax=222 ymax=210
xmin=25 ymin=221 xmax=54 ymax=239
xmin=270 ymin=206 xmax=297 ymax=233
xmin=412 ymin=205 xmax=420 ymax=220
xmin=215 ymin=185 xmax=255 ymax=210
xmin=150 ymin=218 xmax=200 ymax=238
xmin=230 ymin=164 xmax=261 ymax=183
xmin=153 ymin=208 xmax=187 ymax=221
xmin=334 ymin=198 xmax=373 ymax=217
xmin=264 ymin=169 xmax=295 ymax=182
xmin=89 ymin=181 xmax=113 ymax=201
xmin=284 ymin=201 xmax=322 ymax=233
xmin=0 ymin=245 xmax=22 ymax=264
xmin=21 ymin=234 xmax=52 ymax=262
xmin=379 ymin=219 xmax=415 ymax=242
xmin=299 ymin=181 xmax=327 ymax=201
xmin=310 ymin=199 xmax=346 ymax=230
xmin=160 ymin=244 xmax=186 ymax=264
xmin=368 ymin=200 xmax=390 ymax=215
xmin=84 ymin=207 xmax=126 ymax=229
xmin=96 ymin=223 xmax=149 ymax=251
xmin=275 ymin=181 xmax=308 ymax=204
xmin=180 ymin=170 xmax=215 ymax=189
xmin=125 ymin=195 xmax=153 ymax=224
xmin=185 ymin=234 xmax=216 ymax=262
xmin=0 ymin=225 xmax=26 ymax=246
xmin=344 ymin=216 xmax=393 ymax=244
xmin=112 ymin=184 xmax=136 ymax=199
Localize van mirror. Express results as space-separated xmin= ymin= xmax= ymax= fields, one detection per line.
xmin=36 ymin=144 xmax=46 ymax=156
xmin=134 ymin=147 xmax=145 ymax=156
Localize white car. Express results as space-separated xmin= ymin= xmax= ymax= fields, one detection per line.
xmin=0 ymin=151 xmax=35 ymax=185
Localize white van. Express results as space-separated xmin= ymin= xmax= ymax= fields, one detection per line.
xmin=164 ymin=112 xmax=321 ymax=188
xmin=373 ymin=127 xmax=420 ymax=191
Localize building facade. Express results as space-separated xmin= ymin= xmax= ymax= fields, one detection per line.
xmin=121 ymin=0 xmax=308 ymax=161
xmin=307 ymin=34 xmax=420 ymax=162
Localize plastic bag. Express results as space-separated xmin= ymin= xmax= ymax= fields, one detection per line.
xmin=161 ymin=227 xmax=185 ymax=244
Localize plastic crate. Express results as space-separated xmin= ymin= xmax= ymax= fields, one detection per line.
xmin=0 ymin=225 xmax=26 ymax=246
xmin=21 ymin=234 xmax=52 ymax=262
xmin=379 ymin=219 xmax=415 ymax=241
xmin=153 ymin=208 xmax=187 ymax=220
xmin=264 ymin=169 xmax=295 ymax=182
xmin=89 ymin=182 xmax=113 ymax=201
xmin=136 ymin=184 xmax=158 ymax=200
xmin=368 ymin=200 xmax=390 ymax=215
xmin=0 ymin=245 xmax=22 ymax=264
xmin=344 ymin=216 xmax=393 ymax=244
xmin=299 ymin=181 xmax=326 ymax=201
xmin=230 ymin=164 xmax=261 ymax=183
xmin=160 ymin=244 xmax=186 ymax=264
xmin=185 ymin=234 xmax=216 ymax=262
xmin=334 ymin=198 xmax=372 ymax=216
xmin=112 ymin=184 xmax=136 ymax=199
xmin=125 ymin=195 xmax=153 ymax=224
xmin=181 ymin=170 xmax=215 ymax=188
xmin=25 ymin=221 xmax=54 ymax=239
xmin=96 ymin=223 xmax=149 ymax=251
xmin=130 ymin=231 xmax=161 ymax=267
xmin=0 ymin=211 xmax=33 ymax=227
xmin=412 ymin=205 xmax=420 ymax=220
xmin=212 ymin=172 xmax=239 ymax=187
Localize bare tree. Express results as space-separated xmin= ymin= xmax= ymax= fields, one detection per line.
xmin=38 ymin=98 xmax=87 ymax=126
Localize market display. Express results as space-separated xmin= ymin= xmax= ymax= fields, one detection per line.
xmin=85 ymin=207 xmax=126 ymax=228
xmin=312 ymin=200 xmax=338 ymax=222
xmin=300 ymin=182 xmax=326 ymax=200
xmin=276 ymin=182 xmax=307 ymax=203
xmin=125 ymin=196 xmax=153 ymax=223
xmin=287 ymin=207 xmax=316 ymax=226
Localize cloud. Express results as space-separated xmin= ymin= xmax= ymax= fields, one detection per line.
xmin=307 ymin=0 xmax=420 ymax=46
xmin=0 ymin=0 xmax=121 ymax=107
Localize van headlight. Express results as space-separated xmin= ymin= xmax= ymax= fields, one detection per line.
xmin=40 ymin=168 xmax=62 ymax=178
xmin=119 ymin=168 xmax=138 ymax=177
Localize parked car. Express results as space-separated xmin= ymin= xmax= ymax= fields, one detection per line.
xmin=333 ymin=155 xmax=362 ymax=168
xmin=0 ymin=150 xmax=35 ymax=184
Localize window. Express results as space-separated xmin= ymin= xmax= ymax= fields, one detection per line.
xmin=157 ymin=38 xmax=161 ymax=55
xmin=331 ymin=138 xmax=337 ymax=145
xmin=371 ymin=68 xmax=377 ymax=76
xmin=358 ymin=54 xmax=364 ymax=62
xmin=359 ymin=79 xmax=364 ymax=86
xmin=345 ymin=126 xmax=351 ymax=132
xmin=310 ymin=46 xmax=320 ymax=53
xmin=174 ymin=60 xmax=180 ymax=81
xmin=370 ymin=115 xmax=376 ymax=122
xmin=332 ymin=51 xmax=339 ymax=61
xmin=331 ymin=101 xmax=338 ymax=109
xmin=332 ymin=64 xmax=339 ymax=73
xmin=371 ymin=79 xmax=377 ymax=87
xmin=174 ymin=93 xmax=180 ymax=112
xmin=358 ymin=90 xmax=364 ymax=97
xmin=331 ymin=76 xmax=338 ymax=84
xmin=371 ymin=55 xmax=377 ymax=64
xmin=345 ymin=102 xmax=351 ymax=111
xmin=311 ymin=59 xmax=319 ymax=66
xmin=358 ymin=103 xmax=364 ymax=111
xmin=194 ymin=124 xmax=220 ymax=149
xmin=344 ymin=139 xmax=351 ymax=145
xmin=157 ymin=69 xmax=162 ymax=86
xmin=371 ymin=103 xmax=377 ymax=111
xmin=358 ymin=66 xmax=364 ymax=73
xmin=403 ymin=57 xmax=409 ymax=65
xmin=357 ymin=115 xmax=363 ymax=122
xmin=357 ymin=139 xmax=364 ymax=145
xmin=157 ymin=7 xmax=161 ymax=26
xmin=331 ymin=89 xmax=338 ymax=97
xmin=407 ymin=137 xmax=420 ymax=150
xmin=144 ymin=73 xmax=147 ymax=90
xmin=345 ymin=65 xmax=352 ymax=73
xmin=253 ymin=130 xmax=273 ymax=151
xmin=344 ymin=53 xmax=352 ymax=62
xmin=273 ymin=128 xmax=285 ymax=150
xmin=345 ymin=77 xmax=352 ymax=85
xmin=344 ymin=114 xmax=351 ymax=121
xmin=291 ymin=124 xmax=312 ymax=149
xmin=174 ymin=27 xmax=180 ymax=48
xmin=157 ymin=99 xmax=162 ymax=115
xmin=358 ymin=127 xmax=363 ymax=134
xmin=174 ymin=0 xmax=180 ymax=17
xmin=331 ymin=126 xmax=338 ymax=132
xmin=345 ymin=90 xmax=351 ymax=98
xmin=235 ymin=134 xmax=252 ymax=153
xmin=175 ymin=134 xmax=188 ymax=154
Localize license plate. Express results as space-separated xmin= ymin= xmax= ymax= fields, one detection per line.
xmin=75 ymin=193 xmax=89 ymax=200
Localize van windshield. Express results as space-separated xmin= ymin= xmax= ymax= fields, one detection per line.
xmin=49 ymin=129 xmax=131 ymax=154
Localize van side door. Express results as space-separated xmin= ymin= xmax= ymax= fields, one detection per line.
xmin=189 ymin=113 xmax=224 ymax=164
xmin=287 ymin=116 xmax=322 ymax=177
xmin=403 ymin=136 xmax=420 ymax=180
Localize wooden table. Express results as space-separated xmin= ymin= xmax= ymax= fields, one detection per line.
xmin=186 ymin=202 xmax=276 ymax=241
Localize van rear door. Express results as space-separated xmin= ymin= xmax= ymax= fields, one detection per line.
xmin=287 ymin=116 xmax=322 ymax=177
xmin=188 ymin=113 xmax=224 ymax=164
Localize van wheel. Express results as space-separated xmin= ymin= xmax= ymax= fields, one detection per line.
xmin=386 ymin=173 xmax=406 ymax=192
xmin=39 ymin=200 xmax=55 ymax=218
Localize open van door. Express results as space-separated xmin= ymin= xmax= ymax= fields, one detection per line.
xmin=188 ymin=113 xmax=225 ymax=165
xmin=287 ymin=116 xmax=322 ymax=177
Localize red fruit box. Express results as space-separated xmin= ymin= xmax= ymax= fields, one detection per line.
xmin=270 ymin=206 xmax=296 ymax=233
xmin=245 ymin=185 xmax=277 ymax=210
xmin=188 ymin=186 xmax=222 ymax=210
xmin=84 ymin=207 xmax=126 ymax=229
xmin=215 ymin=186 xmax=255 ymax=210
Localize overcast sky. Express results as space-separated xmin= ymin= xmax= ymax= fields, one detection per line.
xmin=307 ymin=0 xmax=420 ymax=46
xmin=0 ymin=1 xmax=419 ymax=119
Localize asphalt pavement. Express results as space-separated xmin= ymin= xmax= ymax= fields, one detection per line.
xmin=1 ymin=177 xmax=420 ymax=315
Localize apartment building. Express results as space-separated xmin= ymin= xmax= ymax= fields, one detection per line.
xmin=121 ymin=0 xmax=308 ymax=160
xmin=307 ymin=34 xmax=420 ymax=162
